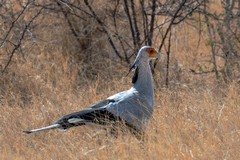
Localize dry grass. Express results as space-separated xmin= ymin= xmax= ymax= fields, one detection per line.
xmin=0 ymin=47 xmax=240 ymax=159
xmin=0 ymin=76 xmax=239 ymax=159
xmin=1 ymin=1 xmax=240 ymax=159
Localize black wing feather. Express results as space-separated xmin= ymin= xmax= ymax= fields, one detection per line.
xmin=55 ymin=99 xmax=119 ymax=129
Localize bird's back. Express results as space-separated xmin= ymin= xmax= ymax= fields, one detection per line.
xmin=106 ymin=87 xmax=153 ymax=131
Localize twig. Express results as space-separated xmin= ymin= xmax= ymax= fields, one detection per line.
xmin=218 ymin=104 xmax=225 ymax=122
xmin=56 ymin=1 xmax=80 ymax=42
xmin=165 ymin=29 xmax=172 ymax=87
xmin=58 ymin=0 xmax=93 ymax=17
xmin=172 ymin=1 xmax=204 ymax=25
xmin=203 ymin=1 xmax=219 ymax=80
xmin=0 ymin=0 xmax=31 ymax=48
xmin=130 ymin=0 xmax=141 ymax=49
xmin=148 ymin=0 xmax=156 ymax=46
xmin=2 ymin=7 xmax=44 ymax=73
xmin=57 ymin=0 xmax=73 ymax=11
xmin=140 ymin=0 xmax=148 ymax=45
xmin=154 ymin=0 xmax=187 ymax=69
xmin=123 ymin=0 xmax=136 ymax=50
xmin=158 ymin=0 xmax=187 ymax=52
xmin=112 ymin=0 xmax=130 ymax=64
xmin=84 ymin=0 xmax=123 ymax=60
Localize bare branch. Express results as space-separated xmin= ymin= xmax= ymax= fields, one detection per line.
xmin=57 ymin=0 xmax=93 ymax=17
xmin=165 ymin=29 xmax=172 ymax=87
xmin=203 ymin=1 xmax=219 ymax=80
xmin=56 ymin=1 xmax=80 ymax=42
xmin=123 ymin=0 xmax=136 ymax=50
xmin=157 ymin=0 xmax=187 ymax=53
xmin=0 ymin=0 xmax=31 ymax=48
xmin=130 ymin=0 xmax=141 ymax=49
xmin=148 ymin=0 xmax=156 ymax=46
xmin=140 ymin=0 xmax=148 ymax=45
xmin=2 ymin=7 xmax=44 ymax=73
xmin=112 ymin=0 xmax=130 ymax=64
xmin=172 ymin=1 xmax=204 ymax=25
xmin=84 ymin=0 xmax=123 ymax=60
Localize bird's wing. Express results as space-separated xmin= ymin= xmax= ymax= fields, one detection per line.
xmin=106 ymin=89 xmax=153 ymax=131
xmin=55 ymin=89 xmax=150 ymax=131
xmin=23 ymin=98 xmax=121 ymax=134
xmin=54 ymin=98 xmax=119 ymax=129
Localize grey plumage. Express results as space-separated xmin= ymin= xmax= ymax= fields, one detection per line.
xmin=23 ymin=46 xmax=160 ymax=134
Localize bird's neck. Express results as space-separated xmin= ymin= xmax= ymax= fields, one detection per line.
xmin=132 ymin=59 xmax=154 ymax=103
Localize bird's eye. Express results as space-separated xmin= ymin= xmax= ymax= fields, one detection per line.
xmin=146 ymin=48 xmax=157 ymax=57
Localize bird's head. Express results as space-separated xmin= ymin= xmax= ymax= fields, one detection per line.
xmin=126 ymin=46 xmax=160 ymax=78
xmin=130 ymin=46 xmax=160 ymax=70
xmin=138 ymin=46 xmax=160 ymax=60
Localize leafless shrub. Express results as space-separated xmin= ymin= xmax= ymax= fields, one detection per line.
xmin=0 ymin=0 xmax=239 ymax=91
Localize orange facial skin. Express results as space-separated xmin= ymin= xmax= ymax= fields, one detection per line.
xmin=146 ymin=48 xmax=158 ymax=57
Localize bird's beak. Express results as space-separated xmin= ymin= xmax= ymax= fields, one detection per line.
xmin=152 ymin=52 xmax=160 ymax=60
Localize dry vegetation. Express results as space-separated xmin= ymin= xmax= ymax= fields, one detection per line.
xmin=0 ymin=0 xmax=240 ymax=159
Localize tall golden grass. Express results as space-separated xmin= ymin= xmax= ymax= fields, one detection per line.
xmin=1 ymin=75 xmax=239 ymax=159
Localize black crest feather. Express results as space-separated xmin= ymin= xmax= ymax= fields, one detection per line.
xmin=132 ymin=66 xmax=139 ymax=83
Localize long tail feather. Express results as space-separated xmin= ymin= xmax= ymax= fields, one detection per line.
xmin=23 ymin=124 xmax=61 ymax=134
